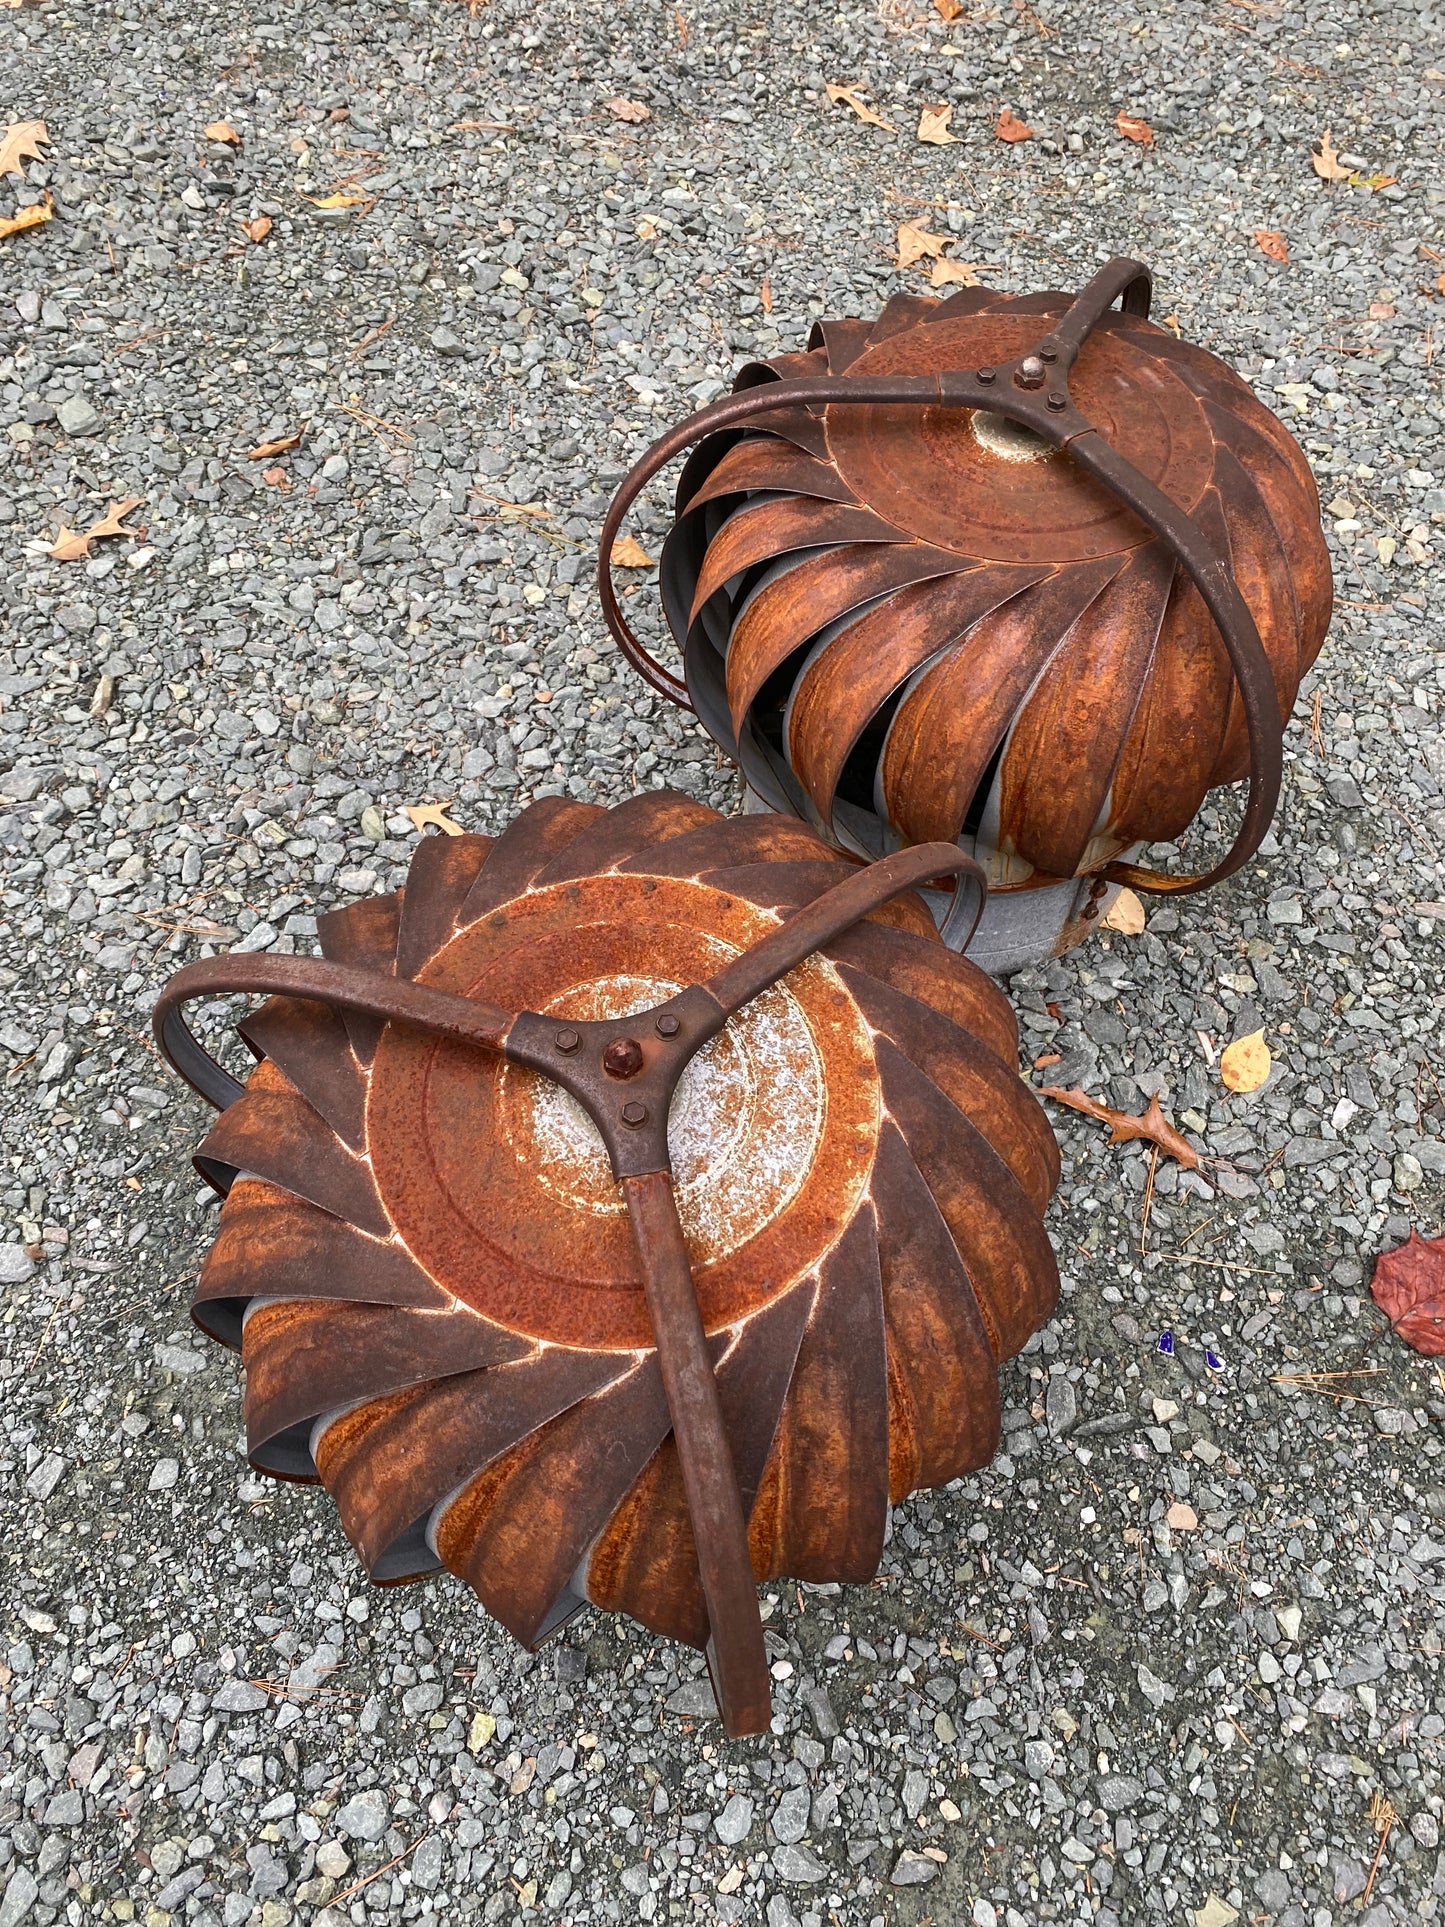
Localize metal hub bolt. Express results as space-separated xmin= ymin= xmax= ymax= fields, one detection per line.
xmin=555 ymin=1028 xmax=580 ymax=1054
xmin=655 ymin=1013 xmax=680 ymax=1038
xmin=620 ymin=1100 xmax=649 ymax=1127
xmin=1016 ymin=354 xmax=1047 ymax=389
xmin=603 ymin=1037 xmax=646 ymax=1080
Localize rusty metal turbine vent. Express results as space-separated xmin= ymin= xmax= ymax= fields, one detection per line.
xmin=154 ymin=793 xmax=1061 ymax=1737
xmin=600 ymin=257 xmax=1332 ymax=909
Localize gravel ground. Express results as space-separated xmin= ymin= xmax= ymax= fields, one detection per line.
xmin=3 ymin=1 xmax=1444 ymax=1924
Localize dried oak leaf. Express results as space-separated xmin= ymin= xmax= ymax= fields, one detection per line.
xmin=896 ymin=221 xmax=952 ymax=269
xmin=933 ymin=0 xmax=963 ymax=18
xmin=1101 ymin=886 xmax=1146 ymax=935
xmin=239 ymin=215 xmax=273 ymax=244
xmin=1371 ymin=1231 xmax=1445 ymax=1356
xmin=826 ymin=83 xmax=896 ymax=133
xmin=46 ymin=496 xmax=145 ymax=563
xmin=611 ymin=534 xmax=655 ymax=569
xmin=1254 ymin=228 xmax=1289 ymax=263
xmin=404 ymin=802 xmax=464 ymax=837
xmin=994 ymin=108 xmax=1034 ymax=143
xmin=930 ymin=258 xmax=982 ymax=289
xmin=1115 ymin=109 xmax=1155 ymax=146
xmin=1220 ymin=1028 xmax=1271 ymax=1094
xmin=246 ymin=426 xmax=306 ymax=461
xmin=604 ymin=97 xmax=651 ymax=124
xmin=1040 ymin=1085 xmax=1201 ymax=1170
xmin=0 ymin=191 xmax=52 ymax=242
xmin=0 ymin=118 xmax=49 ymax=179
xmin=917 ymin=103 xmax=958 ymax=146
xmin=1311 ymin=129 xmax=1351 ymax=182
xmin=204 ymin=120 xmax=242 ymax=146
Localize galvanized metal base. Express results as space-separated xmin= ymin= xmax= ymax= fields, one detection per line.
xmin=742 ymin=787 xmax=1126 ymax=976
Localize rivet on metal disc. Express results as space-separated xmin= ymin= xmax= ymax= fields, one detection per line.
xmin=621 ymin=1100 xmax=649 ymax=1127
xmin=603 ymin=1037 xmax=646 ymax=1080
xmin=555 ymin=1028 xmax=580 ymax=1054
xmin=655 ymin=1013 xmax=680 ymax=1038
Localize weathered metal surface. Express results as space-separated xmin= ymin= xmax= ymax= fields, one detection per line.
xmin=601 ymin=257 xmax=1332 ymax=904
xmin=155 ymin=792 xmax=1060 ymax=1736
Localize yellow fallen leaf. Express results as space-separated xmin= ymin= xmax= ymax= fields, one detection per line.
xmin=46 ymin=497 xmax=145 ymax=563
xmin=405 ymin=802 xmax=464 ymax=837
xmin=1115 ymin=109 xmax=1155 ymax=146
xmin=246 ymin=426 xmax=306 ymax=461
xmin=1166 ymin=1501 xmax=1199 ymax=1531
xmin=611 ymin=534 xmax=655 ymax=569
xmin=930 ymin=258 xmax=982 ymax=289
xmin=306 ymin=191 xmax=368 ymax=210
xmin=826 ymin=83 xmax=896 ymax=133
xmin=917 ymin=103 xmax=957 ymax=146
xmin=239 ymin=215 xmax=273 ymax=244
xmin=897 ymin=221 xmax=952 ymax=269
xmin=1220 ymin=1028 xmax=1271 ymax=1094
xmin=0 ymin=191 xmax=52 ymax=242
xmin=604 ymin=96 xmax=651 ymax=124
xmin=204 ymin=120 xmax=242 ymax=146
xmin=1101 ymin=886 xmax=1146 ymax=935
xmin=0 ymin=118 xmax=49 ymax=179
xmin=1356 ymin=172 xmax=1398 ymax=192
xmin=1377 ymin=534 xmax=1396 ymax=567
xmin=1310 ymin=128 xmax=1350 ymax=182
xmin=1195 ymin=1898 xmax=1238 ymax=1927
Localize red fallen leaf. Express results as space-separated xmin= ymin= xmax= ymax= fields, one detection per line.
xmin=1115 ymin=109 xmax=1155 ymax=146
xmin=995 ymin=108 xmax=1034 ymax=143
xmin=1371 ymin=1230 xmax=1445 ymax=1355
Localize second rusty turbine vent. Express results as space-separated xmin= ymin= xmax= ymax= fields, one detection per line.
xmin=600 ymin=257 xmax=1333 ymax=909
xmin=153 ymin=792 xmax=1061 ymax=1738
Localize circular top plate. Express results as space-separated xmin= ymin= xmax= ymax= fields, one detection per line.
xmin=824 ymin=313 xmax=1216 ymax=564
xmin=366 ymin=873 xmax=882 ymax=1351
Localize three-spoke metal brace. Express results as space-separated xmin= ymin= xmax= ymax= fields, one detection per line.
xmin=598 ymin=255 xmax=1285 ymax=900
xmin=154 ymin=840 xmax=983 ymax=1738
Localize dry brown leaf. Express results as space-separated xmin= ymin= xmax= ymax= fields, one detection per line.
xmin=239 ymin=215 xmax=273 ymax=244
xmin=760 ymin=273 xmax=773 ymax=314
xmin=0 ymin=191 xmax=52 ymax=242
xmin=1254 ymin=228 xmax=1289 ymax=263
xmin=929 ymin=258 xmax=983 ymax=289
xmin=826 ymin=83 xmax=897 ymax=133
xmin=0 ymin=118 xmax=49 ymax=179
xmin=1115 ymin=109 xmax=1155 ymax=146
xmin=933 ymin=0 xmax=962 ymax=18
xmin=1101 ymin=886 xmax=1146 ymax=935
xmin=604 ymin=97 xmax=651 ymax=124
xmin=896 ymin=221 xmax=951 ymax=268
xmin=917 ymin=103 xmax=958 ymax=146
xmin=1310 ymin=128 xmax=1351 ymax=182
xmin=1220 ymin=1028 xmax=1271 ymax=1094
xmin=204 ymin=120 xmax=242 ymax=146
xmin=611 ymin=533 xmax=655 ymax=569
xmin=404 ymin=802 xmax=464 ymax=837
xmin=46 ymin=497 xmax=145 ymax=563
xmin=1040 ymin=1085 xmax=1201 ymax=1170
xmin=246 ymin=427 xmax=306 ymax=461
xmin=994 ymin=108 xmax=1034 ymax=143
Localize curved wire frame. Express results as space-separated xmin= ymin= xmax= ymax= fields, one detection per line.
xmin=154 ymin=793 xmax=1061 ymax=1737
xmin=599 ymin=258 xmax=1332 ymax=899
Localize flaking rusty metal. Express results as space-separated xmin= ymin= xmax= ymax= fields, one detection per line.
xmin=600 ymin=257 xmax=1333 ymax=903
xmin=154 ymin=793 xmax=1061 ymax=1737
